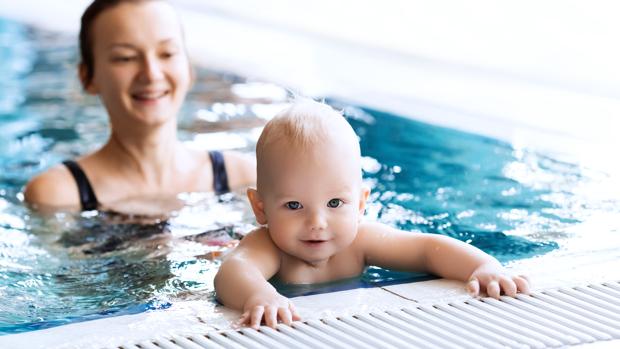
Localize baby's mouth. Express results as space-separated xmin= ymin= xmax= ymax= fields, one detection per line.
xmin=302 ymin=239 xmax=328 ymax=246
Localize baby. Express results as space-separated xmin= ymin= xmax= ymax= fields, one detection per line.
xmin=215 ymin=98 xmax=530 ymax=329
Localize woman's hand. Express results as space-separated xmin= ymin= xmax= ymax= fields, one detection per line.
xmin=240 ymin=291 xmax=301 ymax=329
xmin=466 ymin=262 xmax=530 ymax=299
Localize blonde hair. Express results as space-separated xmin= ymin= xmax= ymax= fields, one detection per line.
xmin=256 ymin=98 xmax=361 ymax=189
xmin=257 ymin=97 xmax=358 ymax=155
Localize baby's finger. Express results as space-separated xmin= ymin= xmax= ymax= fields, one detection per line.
xmin=486 ymin=280 xmax=501 ymax=299
xmin=499 ymin=276 xmax=517 ymax=297
xmin=250 ymin=306 xmax=265 ymax=329
xmin=289 ymin=303 xmax=302 ymax=321
xmin=264 ymin=306 xmax=278 ymax=328
xmin=467 ymin=278 xmax=480 ymax=297
xmin=518 ymin=274 xmax=530 ymax=282
xmin=513 ymin=275 xmax=531 ymax=295
xmin=278 ymin=307 xmax=293 ymax=326
xmin=237 ymin=311 xmax=250 ymax=327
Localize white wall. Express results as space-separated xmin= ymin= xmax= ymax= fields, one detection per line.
xmin=2 ymin=0 xmax=619 ymax=159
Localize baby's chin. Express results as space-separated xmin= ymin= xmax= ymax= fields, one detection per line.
xmin=297 ymin=251 xmax=335 ymax=266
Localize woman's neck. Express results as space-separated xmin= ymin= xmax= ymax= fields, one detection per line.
xmin=102 ymin=119 xmax=182 ymax=189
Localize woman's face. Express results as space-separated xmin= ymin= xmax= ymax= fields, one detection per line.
xmin=85 ymin=1 xmax=191 ymax=128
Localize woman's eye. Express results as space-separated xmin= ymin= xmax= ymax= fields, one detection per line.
xmin=327 ymin=199 xmax=343 ymax=208
xmin=285 ymin=201 xmax=302 ymax=210
xmin=112 ymin=56 xmax=136 ymax=63
xmin=160 ymin=51 xmax=176 ymax=59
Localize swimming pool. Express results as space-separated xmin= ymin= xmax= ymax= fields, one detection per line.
xmin=1 ymin=17 xmax=619 ymax=336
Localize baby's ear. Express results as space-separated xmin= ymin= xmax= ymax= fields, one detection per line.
xmin=247 ymin=188 xmax=267 ymax=225
xmin=358 ymin=186 xmax=370 ymax=216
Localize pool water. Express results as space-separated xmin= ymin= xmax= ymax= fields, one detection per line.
xmin=1 ymin=18 xmax=619 ymax=335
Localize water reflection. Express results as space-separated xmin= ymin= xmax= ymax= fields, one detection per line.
xmin=1 ymin=18 xmax=620 ymax=335
xmin=0 ymin=192 xmax=256 ymax=334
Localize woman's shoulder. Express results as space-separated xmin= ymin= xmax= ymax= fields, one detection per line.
xmin=221 ymin=150 xmax=256 ymax=189
xmin=24 ymin=163 xmax=80 ymax=207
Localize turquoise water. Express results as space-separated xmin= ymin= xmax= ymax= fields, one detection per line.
xmin=1 ymin=17 xmax=618 ymax=335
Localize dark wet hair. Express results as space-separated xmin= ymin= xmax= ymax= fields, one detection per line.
xmin=79 ymin=0 xmax=156 ymax=88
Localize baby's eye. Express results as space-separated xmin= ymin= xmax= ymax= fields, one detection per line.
xmin=327 ymin=199 xmax=343 ymax=208
xmin=285 ymin=201 xmax=303 ymax=210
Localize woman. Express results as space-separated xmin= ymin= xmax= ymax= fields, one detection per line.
xmin=24 ymin=0 xmax=255 ymax=213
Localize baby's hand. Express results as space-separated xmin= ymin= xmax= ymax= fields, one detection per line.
xmin=240 ymin=292 xmax=301 ymax=329
xmin=466 ymin=262 xmax=530 ymax=299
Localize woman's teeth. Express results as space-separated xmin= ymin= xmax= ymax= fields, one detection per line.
xmin=133 ymin=91 xmax=168 ymax=100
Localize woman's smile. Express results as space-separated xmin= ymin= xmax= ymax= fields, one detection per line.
xmin=131 ymin=89 xmax=170 ymax=104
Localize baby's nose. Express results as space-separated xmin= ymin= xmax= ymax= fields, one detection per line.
xmin=308 ymin=210 xmax=327 ymax=231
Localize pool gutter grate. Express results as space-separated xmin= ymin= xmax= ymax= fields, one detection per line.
xmin=118 ymin=281 xmax=620 ymax=349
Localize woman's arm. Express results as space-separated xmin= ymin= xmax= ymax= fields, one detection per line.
xmin=359 ymin=222 xmax=529 ymax=298
xmin=214 ymin=228 xmax=299 ymax=328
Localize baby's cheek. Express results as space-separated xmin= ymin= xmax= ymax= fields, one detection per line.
xmin=336 ymin=221 xmax=359 ymax=242
xmin=270 ymin=229 xmax=297 ymax=251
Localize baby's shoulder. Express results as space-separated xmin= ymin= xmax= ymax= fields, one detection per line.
xmin=229 ymin=227 xmax=281 ymax=267
xmin=353 ymin=221 xmax=407 ymax=249
xmin=242 ymin=226 xmax=270 ymax=240
xmin=356 ymin=221 xmax=394 ymax=237
xmin=237 ymin=227 xmax=278 ymax=251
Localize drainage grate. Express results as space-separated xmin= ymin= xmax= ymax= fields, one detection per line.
xmin=118 ymin=281 xmax=620 ymax=349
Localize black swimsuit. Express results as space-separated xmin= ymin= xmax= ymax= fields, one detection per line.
xmin=63 ymin=150 xmax=230 ymax=211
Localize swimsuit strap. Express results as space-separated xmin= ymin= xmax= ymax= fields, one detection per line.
xmin=62 ymin=160 xmax=99 ymax=211
xmin=208 ymin=150 xmax=230 ymax=194
xmin=63 ymin=152 xmax=229 ymax=209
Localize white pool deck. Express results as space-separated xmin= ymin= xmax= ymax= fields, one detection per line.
xmin=1 ymin=1 xmax=620 ymax=348
xmin=2 ymin=256 xmax=619 ymax=348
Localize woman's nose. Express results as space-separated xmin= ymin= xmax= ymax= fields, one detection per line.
xmin=140 ymin=55 xmax=164 ymax=82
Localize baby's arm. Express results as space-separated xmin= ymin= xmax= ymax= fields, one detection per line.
xmin=359 ymin=222 xmax=530 ymax=298
xmin=214 ymin=228 xmax=300 ymax=328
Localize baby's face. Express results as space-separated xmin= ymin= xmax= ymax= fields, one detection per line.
xmin=258 ymin=138 xmax=367 ymax=264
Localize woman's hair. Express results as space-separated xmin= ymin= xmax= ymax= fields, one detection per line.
xmin=78 ymin=0 xmax=156 ymax=88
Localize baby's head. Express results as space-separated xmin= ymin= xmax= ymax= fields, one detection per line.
xmin=248 ymin=98 xmax=369 ymax=263
xmin=256 ymin=98 xmax=362 ymax=192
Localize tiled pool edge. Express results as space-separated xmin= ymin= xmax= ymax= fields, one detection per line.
xmin=112 ymin=283 xmax=620 ymax=349
xmin=0 ymin=286 xmax=414 ymax=349
xmin=3 ymin=252 xmax=619 ymax=349
xmin=3 ymin=280 xmax=619 ymax=349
